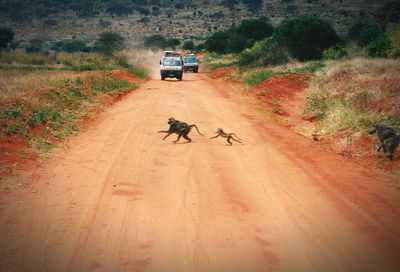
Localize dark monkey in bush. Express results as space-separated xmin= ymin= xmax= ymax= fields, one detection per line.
xmin=368 ymin=123 xmax=400 ymax=160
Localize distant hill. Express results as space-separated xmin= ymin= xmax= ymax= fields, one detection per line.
xmin=0 ymin=0 xmax=392 ymax=46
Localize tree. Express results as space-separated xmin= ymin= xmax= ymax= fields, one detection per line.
xmin=182 ymin=40 xmax=195 ymax=51
xmin=204 ymin=30 xmax=232 ymax=54
xmin=7 ymin=2 xmax=31 ymax=22
xmin=144 ymin=34 xmax=168 ymax=49
xmin=374 ymin=1 xmax=400 ymax=32
xmin=167 ymin=38 xmax=181 ymax=49
xmin=366 ymin=35 xmax=392 ymax=58
xmin=69 ymin=0 xmax=96 ymax=17
xmin=226 ymin=34 xmax=247 ymax=53
xmin=95 ymin=32 xmax=125 ymax=56
xmin=26 ymin=39 xmax=44 ymax=53
xmin=274 ymin=16 xmax=340 ymax=61
xmin=236 ymin=19 xmax=274 ymax=41
xmin=222 ymin=0 xmax=238 ymax=9
xmin=60 ymin=40 xmax=89 ymax=53
xmin=242 ymin=0 xmax=263 ymax=13
xmin=106 ymin=3 xmax=133 ymax=16
xmin=357 ymin=25 xmax=382 ymax=47
xmin=347 ymin=22 xmax=372 ymax=41
xmin=0 ymin=27 xmax=14 ymax=51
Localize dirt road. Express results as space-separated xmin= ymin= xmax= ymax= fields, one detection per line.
xmin=1 ymin=64 xmax=400 ymax=271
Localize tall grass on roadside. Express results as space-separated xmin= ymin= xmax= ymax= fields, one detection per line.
xmin=0 ymin=71 xmax=136 ymax=153
xmin=0 ymin=51 xmax=150 ymax=79
xmin=304 ymin=58 xmax=400 ymax=135
xmin=204 ymin=53 xmax=237 ymax=72
xmin=242 ymin=61 xmax=324 ymax=86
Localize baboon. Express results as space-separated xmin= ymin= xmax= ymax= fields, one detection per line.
xmin=158 ymin=117 xmax=203 ymax=143
xmin=368 ymin=123 xmax=400 ymax=160
xmin=210 ymin=128 xmax=243 ymax=145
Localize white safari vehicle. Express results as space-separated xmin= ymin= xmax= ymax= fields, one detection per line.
xmin=160 ymin=56 xmax=183 ymax=81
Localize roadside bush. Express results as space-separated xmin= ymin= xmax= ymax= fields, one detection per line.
xmin=226 ymin=34 xmax=248 ymax=53
xmin=204 ymin=30 xmax=232 ymax=54
xmin=366 ymin=35 xmax=392 ymax=58
xmin=259 ymin=38 xmax=289 ymax=66
xmin=357 ymin=25 xmax=382 ymax=47
xmin=274 ymin=16 xmax=340 ymax=61
xmin=237 ymin=37 xmax=289 ymax=67
xmin=237 ymin=42 xmax=263 ymax=67
xmin=322 ymin=44 xmax=348 ymax=60
xmin=94 ymin=32 xmax=125 ymax=56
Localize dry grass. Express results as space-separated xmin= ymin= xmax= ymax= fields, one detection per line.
xmin=0 ymin=70 xmax=80 ymax=102
xmin=305 ymin=58 xmax=400 ymax=135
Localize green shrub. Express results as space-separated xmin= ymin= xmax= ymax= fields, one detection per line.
xmin=236 ymin=19 xmax=274 ymax=41
xmin=366 ymin=35 xmax=392 ymax=58
xmin=244 ymin=70 xmax=290 ymax=86
xmin=274 ymin=16 xmax=340 ymax=61
xmin=166 ymin=38 xmax=181 ymax=49
xmin=358 ymin=25 xmax=382 ymax=47
xmin=237 ymin=37 xmax=288 ymax=67
xmin=304 ymin=90 xmax=328 ymax=120
xmin=60 ymin=39 xmax=90 ymax=53
xmin=114 ymin=54 xmax=130 ymax=68
xmin=226 ymin=34 xmax=248 ymax=53
xmin=94 ymin=32 xmax=124 ymax=56
xmin=347 ymin=22 xmax=371 ymax=41
xmin=204 ymin=30 xmax=232 ymax=54
xmin=322 ymin=44 xmax=348 ymax=60
xmin=126 ymin=62 xmax=149 ymax=79
xmin=182 ymin=40 xmax=194 ymax=51
xmin=0 ymin=27 xmax=14 ymax=50
xmin=27 ymin=108 xmax=48 ymax=127
xmin=26 ymin=39 xmax=44 ymax=53
xmin=237 ymin=42 xmax=263 ymax=67
xmin=2 ymin=103 xmax=24 ymax=119
xmin=5 ymin=123 xmax=29 ymax=136
xmin=204 ymin=18 xmax=274 ymax=55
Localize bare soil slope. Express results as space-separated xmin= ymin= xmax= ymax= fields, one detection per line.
xmin=0 ymin=69 xmax=400 ymax=271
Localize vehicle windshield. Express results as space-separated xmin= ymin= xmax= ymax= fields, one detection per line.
xmin=184 ymin=57 xmax=198 ymax=63
xmin=164 ymin=51 xmax=180 ymax=57
xmin=162 ymin=58 xmax=182 ymax=66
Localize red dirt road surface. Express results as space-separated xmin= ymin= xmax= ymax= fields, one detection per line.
xmin=1 ymin=66 xmax=400 ymax=271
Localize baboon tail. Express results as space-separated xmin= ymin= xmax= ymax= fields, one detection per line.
xmin=189 ymin=124 xmax=203 ymax=136
xmin=232 ymin=133 xmax=242 ymax=140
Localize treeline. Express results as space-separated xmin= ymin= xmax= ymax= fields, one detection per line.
xmin=0 ymin=28 xmax=124 ymax=57
xmin=1 ymin=0 xmax=264 ymax=22
xmin=201 ymin=1 xmax=400 ymax=67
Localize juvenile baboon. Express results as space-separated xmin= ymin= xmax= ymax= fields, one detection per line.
xmin=158 ymin=117 xmax=203 ymax=143
xmin=210 ymin=128 xmax=243 ymax=145
xmin=368 ymin=123 xmax=400 ymax=160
